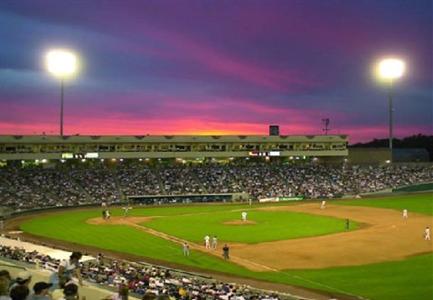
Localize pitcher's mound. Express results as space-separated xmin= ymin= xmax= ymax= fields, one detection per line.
xmin=224 ymin=220 xmax=257 ymax=225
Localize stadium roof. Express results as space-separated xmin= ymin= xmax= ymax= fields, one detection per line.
xmin=0 ymin=134 xmax=348 ymax=144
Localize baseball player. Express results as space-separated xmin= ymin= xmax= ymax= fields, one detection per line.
xmin=101 ymin=202 xmax=107 ymax=219
xmin=320 ymin=200 xmax=326 ymax=209
xmin=241 ymin=211 xmax=248 ymax=222
xmin=402 ymin=209 xmax=408 ymax=219
xmin=122 ymin=206 xmax=132 ymax=217
xmin=182 ymin=242 xmax=190 ymax=256
xmin=222 ymin=244 xmax=230 ymax=260
xmin=425 ymin=226 xmax=431 ymax=241
xmin=204 ymin=235 xmax=210 ymax=249
xmin=212 ymin=236 xmax=218 ymax=250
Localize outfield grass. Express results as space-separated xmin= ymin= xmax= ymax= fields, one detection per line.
xmin=262 ymin=253 xmax=433 ymax=300
xmin=20 ymin=193 xmax=433 ymax=300
xmin=334 ymin=193 xmax=433 ymax=216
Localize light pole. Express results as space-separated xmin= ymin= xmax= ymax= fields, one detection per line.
xmin=376 ymin=58 xmax=405 ymax=154
xmin=46 ymin=49 xmax=78 ymax=136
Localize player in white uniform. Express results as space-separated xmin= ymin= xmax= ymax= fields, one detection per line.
xmin=402 ymin=209 xmax=408 ymax=219
xmin=425 ymin=227 xmax=431 ymax=240
xmin=212 ymin=236 xmax=218 ymax=250
xmin=182 ymin=242 xmax=190 ymax=256
xmin=204 ymin=235 xmax=210 ymax=249
xmin=320 ymin=200 xmax=326 ymax=209
xmin=241 ymin=211 xmax=247 ymax=221
xmin=122 ymin=206 xmax=132 ymax=217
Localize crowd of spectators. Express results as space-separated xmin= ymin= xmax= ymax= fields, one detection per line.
xmin=70 ymin=167 xmax=120 ymax=203
xmin=0 ymin=162 xmax=432 ymax=209
xmin=0 ymin=245 xmax=282 ymax=299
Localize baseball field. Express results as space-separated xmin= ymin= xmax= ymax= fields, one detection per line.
xmin=16 ymin=193 xmax=433 ymax=300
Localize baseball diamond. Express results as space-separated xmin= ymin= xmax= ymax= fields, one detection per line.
xmin=3 ymin=193 xmax=431 ymax=300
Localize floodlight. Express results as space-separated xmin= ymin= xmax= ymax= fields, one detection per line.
xmin=374 ymin=57 xmax=407 ymax=158
xmin=46 ymin=49 xmax=78 ymax=77
xmin=378 ymin=58 xmax=405 ymax=80
xmin=45 ymin=49 xmax=79 ymax=136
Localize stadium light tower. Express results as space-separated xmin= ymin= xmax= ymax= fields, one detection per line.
xmin=45 ymin=49 xmax=78 ymax=136
xmin=376 ymin=57 xmax=405 ymax=154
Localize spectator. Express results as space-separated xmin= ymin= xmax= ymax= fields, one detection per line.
xmin=29 ymin=282 xmax=52 ymax=300
xmin=1 ymin=163 xmax=432 ymax=209
xmin=10 ymin=271 xmax=32 ymax=291
xmin=9 ymin=285 xmax=29 ymax=300
xmin=50 ymin=252 xmax=83 ymax=290
xmin=141 ymin=293 xmax=155 ymax=300
xmin=59 ymin=283 xmax=84 ymax=300
xmin=0 ymin=270 xmax=12 ymax=300
xmin=103 ymin=285 xmax=128 ymax=300
xmin=1 ymin=245 xmax=284 ymax=299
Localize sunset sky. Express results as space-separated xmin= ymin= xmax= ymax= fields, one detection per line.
xmin=0 ymin=0 xmax=431 ymax=143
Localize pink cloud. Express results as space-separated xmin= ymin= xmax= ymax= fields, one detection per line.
xmin=0 ymin=94 xmax=428 ymax=144
xmin=1 ymin=112 xmax=428 ymax=144
xmin=118 ymin=25 xmax=319 ymax=91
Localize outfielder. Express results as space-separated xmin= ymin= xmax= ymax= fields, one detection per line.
xmin=241 ymin=211 xmax=247 ymax=222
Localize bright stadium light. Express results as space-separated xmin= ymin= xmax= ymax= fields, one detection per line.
xmin=378 ymin=58 xmax=405 ymax=80
xmin=45 ymin=49 xmax=79 ymax=137
xmin=375 ymin=57 xmax=406 ymax=158
xmin=46 ymin=50 xmax=78 ymax=77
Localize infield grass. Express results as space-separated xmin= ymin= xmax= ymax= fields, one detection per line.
xmin=20 ymin=210 xmax=248 ymax=273
xmin=145 ymin=210 xmax=354 ymax=243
